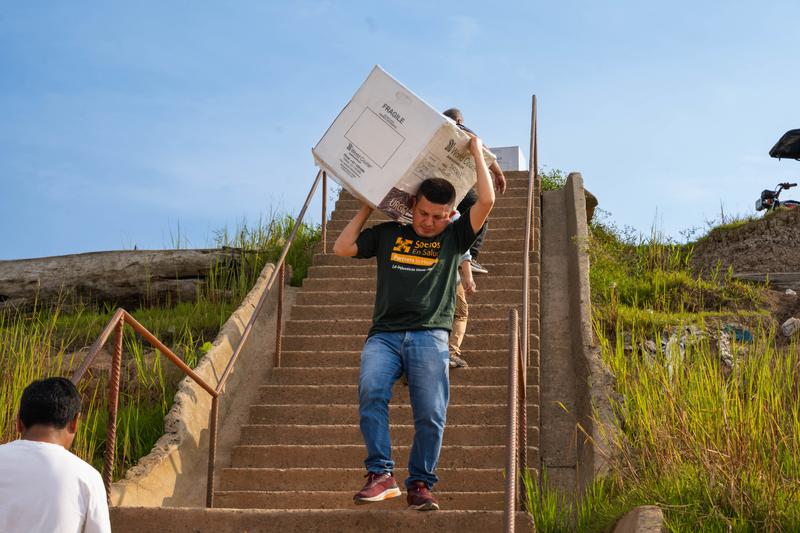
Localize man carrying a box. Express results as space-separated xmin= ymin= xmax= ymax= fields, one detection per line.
xmin=333 ymin=133 xmax=494 ymax=511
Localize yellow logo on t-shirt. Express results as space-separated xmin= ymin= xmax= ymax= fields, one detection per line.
xmin=390 ymin=253 xmax=438 ymax=267
xmin=392 ymin=237 xmax=413 ymax=253
xmin=389 ymin=237 xmax=441 ymax=268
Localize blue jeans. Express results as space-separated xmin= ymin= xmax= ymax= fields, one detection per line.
xmin=358 ymin=329 xmax=450 ymax=489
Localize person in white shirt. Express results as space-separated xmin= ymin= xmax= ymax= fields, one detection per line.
xmin=0 ymin=377 xmax=111 ymax=533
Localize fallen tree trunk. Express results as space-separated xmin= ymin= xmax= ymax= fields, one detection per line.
xmin=0 ymin=249 xmax=245 ymax=311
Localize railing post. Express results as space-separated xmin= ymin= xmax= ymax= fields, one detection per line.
xmin=206 ymin=395 xmax=219 ymax=508
xmin=321 ymin=171 xmax=328 ymax=254
xmin=530 ymin=95 xmax=538 ymax=251
xmin=504 ymin=309 xmax=520 ymax=532
xmin=102 ymin=316 xmax=124 ymax=503
xmin=518 ymin=329 xmax=528 ymax=509
xmin=274 ymin=263 xmax=285 ymax=368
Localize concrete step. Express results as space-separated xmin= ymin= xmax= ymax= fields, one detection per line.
xmin=276 ymin=349 xmax=517 ymax=368
xmin=333 ymin=179 xmax=532 ymax=203
xmin=335 ymin=184 xmax=532 ymax=200
xmin=325 ymin=216 xmax=527 ymax=233
xmin=335 ymin=189 xmax=533 ymax=208
xmin=219 ymin=467 xmax=508 ymax=491
xmin=270 ymin=364 xmax=539 ymax=387
xmin=212 ymin=491 xmax=512 ymax=512
xmin=320 ymin=237 xmax=528 ymax=255
xmin=230 ymin=444 xmax=539 ymax=469
xmin=284 ymin=317 xmax=512 ymax=336
xmin=289 ymin=303 xmax=524 ymax=321
xmin=256 ymin=384 xmax=539 ymax=405
xmin=281 ymin=333 xmax=539 ymax=351
xmin=503 ymin=170 xmax=532 ymax=180
xmin=270 ymin=366 xmax=508 ymax=385
xmin=329 ymin=205 xmax=530 ymax=223
xmin=300 ymin=276 xmax=525 ymax=293
xmin=313 ymin=252 xmax=535 ymax=270
xmin=310 ymin=252 xmax=532 ymax=268
xmin=111 ymin=507 xmax=534 ymax=532
xmin=307 ymin=261 xmax=528 ymax=277
xmin=247 ymin=404 xmax=540 ymax=426
xmin=295 ymin=289 xmax=533 ymax=307
xmin=235 ymin=424 xmax=534 ymax=446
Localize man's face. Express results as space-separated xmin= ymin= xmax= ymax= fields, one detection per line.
xmin=411 ymin=195 xmax=455 ymax=238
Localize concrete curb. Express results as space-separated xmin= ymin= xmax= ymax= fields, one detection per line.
xmin=564 ymin=172 xmax=618 ymax=486
xmin=111 ymin=263 xmax=279 ymax=506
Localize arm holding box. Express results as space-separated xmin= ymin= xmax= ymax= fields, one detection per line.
xmin=466 ymin=135 xmax=495 ymax=234
xmin=333 ymin=204 xmax=374 ymax=257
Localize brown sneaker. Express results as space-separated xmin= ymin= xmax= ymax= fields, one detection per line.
xmin=406 ymin=481 xmax=439 ymax=511
xmin=353 ymin=472 xmax=401 ymax=504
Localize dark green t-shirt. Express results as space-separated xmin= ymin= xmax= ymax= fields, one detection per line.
xmin=355 ymin=215 xmax=478 ymax=336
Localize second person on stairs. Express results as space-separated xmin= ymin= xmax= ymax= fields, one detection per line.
xmin=332 ymin=132 xmax=495 ymax=511
xmin=442 ymin=107 xmax=507 ymax=276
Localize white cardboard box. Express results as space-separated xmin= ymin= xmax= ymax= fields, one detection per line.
xmin=312 ymin=66 xmax=496 ymax=223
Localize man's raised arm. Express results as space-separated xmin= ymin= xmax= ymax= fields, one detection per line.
xmin=467 ymin=135 xmax=495 ymax=234
xmin=333 ymin=203 xmax=373 ymax=257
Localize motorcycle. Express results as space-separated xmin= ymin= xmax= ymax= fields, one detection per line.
xmin=755 ymin=129 xmax=800 ymax=213
xmin=755 ymin=182 xmax=799 ymax=212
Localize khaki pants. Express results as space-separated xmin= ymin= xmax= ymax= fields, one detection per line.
xmin=449 ymin=283 xmax=468 ymax=356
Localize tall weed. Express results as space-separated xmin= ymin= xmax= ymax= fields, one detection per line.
xmin=579 ymin=214 xmax=800 ymax=531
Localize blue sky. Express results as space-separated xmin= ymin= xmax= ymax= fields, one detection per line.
xmin=2 ymin=1 xmax=799 ymax=259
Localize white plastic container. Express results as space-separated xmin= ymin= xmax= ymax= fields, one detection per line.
xmin=490 ymin=146 xmax=527 ymax=171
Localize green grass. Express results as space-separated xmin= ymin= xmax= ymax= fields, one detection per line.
xmin=589 ymin=218 xmax=765 ymax=334
xmin=595 ymin=322 xmax=800 ymax=531
xmin=1 ymin=213 xmax=320 ymax=478
xmin=212 ymin=213 xmax=321 ymax=286
xmin=540 ymin=167 xmax=567 ymax=192
xmin=525 ymin=213 xmax=800 ymax=531
xmin=524 ymin=468 xmax=644 ymax=532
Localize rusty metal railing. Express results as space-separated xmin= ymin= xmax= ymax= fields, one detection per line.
xmin=71 ymin=169 xmax=330 ymax=508
xmin=504 ymin=309 xmax=522 ymax=531
xmin=200 ymin=168 xmax=327 ymax=507
xmin=504 ymin=94 xmax=538 ymax=531
xmin=70 ymin=309 xmax=219 ymax=504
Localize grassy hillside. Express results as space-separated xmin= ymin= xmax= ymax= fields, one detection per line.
xmin=0 ymin=215 xmax=320 ymax=478
xmin=529 ymin=212 xmax=800 ymax=532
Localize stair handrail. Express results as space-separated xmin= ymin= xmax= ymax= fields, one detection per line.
xmin=70 ymin=308 xmax=219 ymax=505
xmin=504 ymin=309 xmax=522 ymax=531
xmin=206 ymin=168 xmax=326 ymax=507
xmin=70 ymin=170 xmax=330 ymax=508
xmin=504 ymin=94 xmax=538 ymax=530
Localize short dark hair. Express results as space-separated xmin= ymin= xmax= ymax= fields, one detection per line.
xmin=442 ymin=108 xmax=463 ymax=123
xmin=417 ymin=178 xmax=456 ymax=206
xmin=19 ymin=377 xmax=81 ymax=429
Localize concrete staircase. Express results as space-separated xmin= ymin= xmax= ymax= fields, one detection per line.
xmin=208 ymin=171 xmax=540 ymax=530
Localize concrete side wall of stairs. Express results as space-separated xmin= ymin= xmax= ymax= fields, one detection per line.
xmin=540 ymin=172 xmax=615 ymax=495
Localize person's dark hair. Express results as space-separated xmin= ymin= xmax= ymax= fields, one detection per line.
xmin=19 ymin=377 xmax=81 ymax=429
xmin=417 ymin=178 xmax=456 ymax=206
xmin=442 ymin=108 xmax=463 ymax=124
